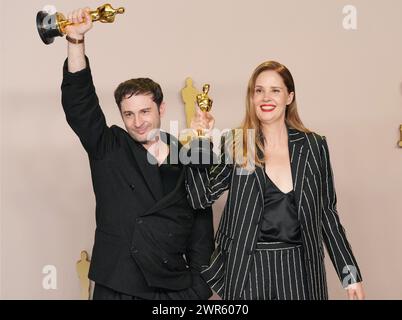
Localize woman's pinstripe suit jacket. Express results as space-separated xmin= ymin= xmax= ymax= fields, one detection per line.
xmin=185 ymin=128 xmax=362 ymax=300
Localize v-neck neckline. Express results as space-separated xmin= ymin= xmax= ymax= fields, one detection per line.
xmin=264 ymin=169 xmax=294 ymax=195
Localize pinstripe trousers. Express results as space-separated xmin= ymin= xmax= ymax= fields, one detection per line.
xmin=241 ymin=242 xmax=309 ymax=300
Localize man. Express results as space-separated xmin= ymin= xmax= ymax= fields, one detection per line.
xmin=61 ymin=7 xmax=214 ymax=300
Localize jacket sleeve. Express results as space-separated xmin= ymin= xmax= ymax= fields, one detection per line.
xmin=185 ymin=134 xmax=234 ymax=209
xmin=185 ymin=206 xmax=215 ymax=299
xmin=320 ymin=137 xmax=363 ymax=287
xmin=61 ymin=56 xmax=116 ymax=158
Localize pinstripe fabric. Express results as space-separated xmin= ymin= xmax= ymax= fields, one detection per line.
xmin=241 ymin=244 xmax=308 ymax=300
xmin=185 ymin=128 xmax=362 ymax=300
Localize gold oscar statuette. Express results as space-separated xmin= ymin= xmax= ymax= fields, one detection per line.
xmin=36 ymin=3 xmax=125 ymax=45
xmin=195 ymin=84 xmax=213 ymax=137
xmin=76 ymin=250 xmax=91 ymax=300
xmin=399 ymin=125 xmax=402 ymax=148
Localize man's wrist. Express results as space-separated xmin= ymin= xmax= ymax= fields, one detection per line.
xmin=66 ymin=34 xmax=85 ymax=44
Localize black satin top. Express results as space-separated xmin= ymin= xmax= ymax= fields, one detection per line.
xmin=258 ymin=172 xmax=302 ymax=244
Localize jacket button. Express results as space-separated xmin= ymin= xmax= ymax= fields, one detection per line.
xmin=131 ymin=247 xmax=139 ymax=254
xmin=129 ymin=184 xmax=135 ymax=190
xmin=163 ymin=259 xmax=169 ymax=264
xmin=136 ymin=218 xmax=143 ymax=224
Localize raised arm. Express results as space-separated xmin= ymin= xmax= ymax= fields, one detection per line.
xmin=61 ymin=8 xmax=115 ymax=158
xmin=185 ymin=132 xmax=234 ymax=209
xmin=66 ymin=7 xmax=92 ymax=72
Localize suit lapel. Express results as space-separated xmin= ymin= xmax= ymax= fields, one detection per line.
xmin=126 ymin=137 xmax=164 ymax=202
xmin=142 ymin=169 xmax=186 ymax=216
xmin=140 ymin=133 xmax=187 ymax=216
xmin=288 ymin=128 xmax=309 ymax=218
xmin=254 ymin=166 xmax=266 ymax=207
xmin=253 ymin=127 xmax=309 ymax=211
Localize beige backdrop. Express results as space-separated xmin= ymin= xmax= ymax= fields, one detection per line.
xmin=1 ymin=0 xmax=401 ymax=299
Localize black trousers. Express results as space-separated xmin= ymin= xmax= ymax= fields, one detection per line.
xmin=241 ymin=242 xmax=309 ymax=300
xmin=93 ymin=279 xmax=211 ymax=300
xmin=93 ymin=284 xmax=146 ymax=300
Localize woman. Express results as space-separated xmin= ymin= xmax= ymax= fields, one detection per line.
xmin=186 ymin=61 xmax=364 ymax=300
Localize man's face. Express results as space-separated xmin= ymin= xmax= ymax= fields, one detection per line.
xmin=120 ymin=94 xmax=165 ymax=147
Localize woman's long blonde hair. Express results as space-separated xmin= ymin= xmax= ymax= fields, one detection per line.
xmin=236 ymin=61 xmax=310 ymax=167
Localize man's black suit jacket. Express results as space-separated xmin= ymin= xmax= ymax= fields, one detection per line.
xmin=61 ymin=57 xmax=214 ymax=299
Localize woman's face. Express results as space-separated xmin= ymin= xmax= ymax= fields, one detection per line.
xmin=252 ymin=70 xmax=294 ymax=125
